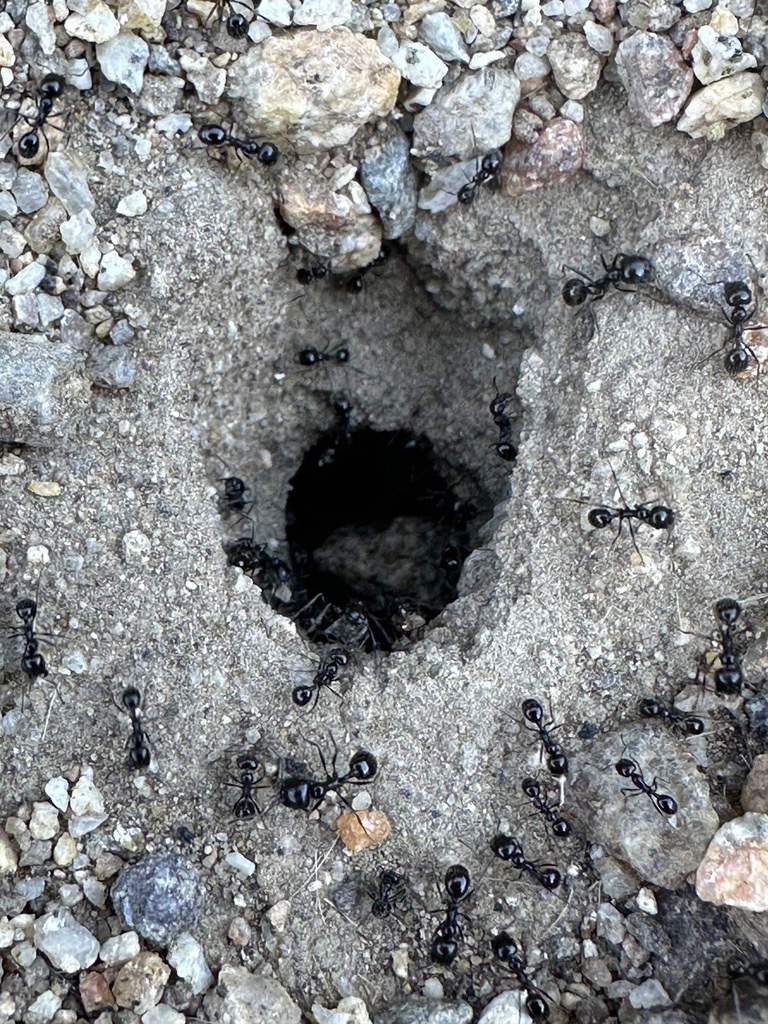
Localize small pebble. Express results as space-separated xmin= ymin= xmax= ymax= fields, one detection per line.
xmin=97 ymin=251 xmax=136 ymax=291
xmin=696 ymin=811 xmax=768 ymax=910
xmin=0 ymin=831 xmax=18 ymax=874
xmin=12 ymin=169 xmax=48 ymax=215
xmin=116 ymin=190 xmax=148 ymax=217
xmin=53 ymin=834 xmax=77 ymax=867
xmin=29 ymin=802 xmax=60 ymax=840
xmin=335 ymin=808 xmax=391 ymax=851
xmin=44 ymin=777 xmax=70 ymax=813
xmin=228 ymin=916 xmax=252 ymax=946
xmin=65 ymin=1 xmax=120 ymax=43
xmin=677 ymin=71 xmax=764 ymax=139
xmin=79 ymin=972 xmax=116 ymax=1015
xmin=113 ymin=951 xmax=170 ymax=1015
xmin=45 ymin=153 xmax=95 ymax=216
xmin=168 ymin=933 xmax=214 ymax=995
xmin=225 ymin=850 xmax=256 ymax=876
xmin=6 ymin=262 xmax=46 ymax=297
xmin=100 ymin=931 xmax=141 ymax=966
xmin=33 ymin=909 xmax=100 ymax=972
xmin=392 ymin=42 xmax=449 ymax=88
xmin=614 ymin=31 xmax=694 ymax=126
xmin=27 ymin=481 xmax=62 ymax=497
xmin=96 ymin=30 xmax=150 ymax=93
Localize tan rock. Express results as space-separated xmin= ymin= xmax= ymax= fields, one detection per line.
xmin=742 ymin=754 xmax=768 ymax=813
xmin=696 ymin=812 xmax=768 ymax=911
xmin=335 ymin=808 xmax=391 ymax=851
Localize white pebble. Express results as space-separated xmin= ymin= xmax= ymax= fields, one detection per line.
xmin=225 ymin=850 xmax=256 ymax=876
xmin=97 ymin=251 xmax=136 ymax=291
xmin=116 ymin=190 xmax=148 ymax=217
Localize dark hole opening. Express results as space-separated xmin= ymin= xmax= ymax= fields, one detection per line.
xmin=281 ymin=424 xmax=485 ymax=652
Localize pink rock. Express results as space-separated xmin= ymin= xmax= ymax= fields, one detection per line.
xmin=503 ymin=118 xmax=583 ymax=197
xmin=696 ymin=812 xmax=768 ymax=911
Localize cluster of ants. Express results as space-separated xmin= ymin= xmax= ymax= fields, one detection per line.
xmin=560 ymin=251 xmax=765 ymax=379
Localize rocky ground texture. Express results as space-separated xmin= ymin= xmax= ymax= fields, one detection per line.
xmin=2 ymin=0 xmax=768 ymax=1022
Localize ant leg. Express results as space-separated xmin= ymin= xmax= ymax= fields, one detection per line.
xmin=561 ymin=263 xmax=592 ymax=283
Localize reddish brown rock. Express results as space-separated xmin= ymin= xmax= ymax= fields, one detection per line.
xmin=503 ymin=119 xmax=583 ymax=198
xmin=80 ymin=971 xmax=116 ymax=1014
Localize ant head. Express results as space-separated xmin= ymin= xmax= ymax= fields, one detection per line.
xmin=562 ymin=278 xmax=589 ymax=306
xmin=723 ymin=280 xmax=752 ymax=308
xmin=715 ymin=597 xmax=742 ymax=626
xmin=526 ymin=993 xmax=550 ymax=1020
xmin=615 ymin=758 xmax=636 ymax=778
xmin=639 ymin=697 xmax=662 ymax=719
xmin=656 ymin=794 xmax=678 ymax=816
xmin=292 ymin=684 xmax=315 ymax=707
xmin=15 ymin=598 xmax=37 ymax=621
xmin=522 ymin=698 xmax=544 ymax=725
xmin=715 ymin=664 xmax=743 ymax=695
xmin=236 ymin=754 xmax=259 ymax=772
xmin=226 ymin=11 xmax=250 ymax=36
xmin=647 ymin=505 xmax=674 ymax=530
xmin=547 ymin=752 xmax=568 ymax=776
xmin=199 ymin=123 xmax=227 ymax=147
xmin=521 ymin=777 xmax=540 ymax=798
xmin=336 ymin=347 xmax=351 ymax=364
xmin=281 ymin=778 xmax=312 ymax=810
xmin=618 ymin=254 xmax=654 ymax=286
xmin=457 ymin=182 xmax=475 ymax=205
xmin=348 ymin=750 xmax=377 ymax=781
xmin=540 ymin=868 xmax=561 ymax=890
xmin=495 ymin=441 xmax=517 ymax=462
xmin=444 ymin=864 xmax=471 ymax=900
xmin=297 ymin=348 xmax=321 ymax=366
xmin=587 ymin=507 xmax=613 ymax=529
xmin=481 ymin=150 xmax=502 ymax=175
xmin=222 ymin=476 xmax=247 ymax=496
xmin=491 ymin=833 xmax=521 ymax=863
xmin=129 ymin=745 xmax=151 ymax=769
xmin=552 ymin=818 xmax=570 ymax=838
xmin=18 ymin=131 xmax=40 ymax=160
xmin=684 ymin=716 xmax=705 ymax=736
xmin=122 ymin=687 xmax=142 ymax=711
xmin=39 ymin=73 xmax=64 ymax=99
xmin=491 ymin=931 xmax=519 ymax=963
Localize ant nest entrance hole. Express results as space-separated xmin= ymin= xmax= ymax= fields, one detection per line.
xmin=281 ymin=425 xmax=489 ymax=651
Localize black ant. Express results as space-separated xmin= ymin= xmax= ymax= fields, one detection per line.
xmin=694 ymin=597 xmax=748 ymax=696
xmin=489 ymin=377 xmax=517 ymax=462
xmin=13 ymin=598 xmax=50 ymax=681
xmin=521 ymin=699 xmax=568 ymax=776
xmin=369 ymin=869 xmax=408 ymax=919
xmin=205 ymin=0 xmax=254 ymax=37
xmin=697 ymin=274 xmax=766 ymax=378
xmin=562 ymin=253 xmax=654 ymax=307
xmin=198 ymin=123 xmax=278 ymax=165
xmin=219 ymin=476 xmax=252 ymax=516
xmin=521 ymin=778 xmax=570 ymax=838
xmin=457 ymin=150 xmax=502 ymax=205
xmin=430 ymin=864 xmax=472 ymax=965
xmin=122 ymin=688 xmax=151 ymax=769
xmin=296 ymin=263 xmax=331 ymax=286
xmin=639 ymin=697 xmax=704 ymax=737
xmin=614 ymin=758 xmax=677 ymax=816
xmin=491 ymin=932 xmax=551 ymax=1020
xmin=296 ymin=344 xmax=350 ymax=367
xmin=292 ymin=650 xmax=347 ymax=709
xmin=279 ymin=741 xmax=377 ymax=815
xmin=7 ymin=73 xmax=65 ymax=161
xmin=224 ymin=754 xmax=263 ymax=818
xmin=491 ymin=834 xmax=561 ymax=890
xmin=578 ymin=466 xmax=674 ymax=563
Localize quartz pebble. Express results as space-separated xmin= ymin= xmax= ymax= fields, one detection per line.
xmin=294 ymin=0 xmax=354 ymax=29
xmin=12 ymin=169 xmax=48 ymax=215
xmin=677 ymin=71 xmax=765 ymax=139
xmin=100 ymin=931 xmax=141 ymax=966
xmin=44 ymin=777 xmax=70 ymax=813
xmin=29 ymin=802 xmax=59 ymax=840
xmin=26 ymin=1 xmax=57 ymax=54
xmin=583 ymin=20 xmax=613 ymax=55
xmin=614 ymin=31 xmax=694 ymax=126
xmin=696 ymin=812 xmax=768 ymax=910
xmin=26 ymin=990 xmax=63 ymax=1024
xmin=476 ymin=991 xmax=529 ymax=1023
xmin=98 ymin=252 xmax=136 ymax=292
xmin=96 ymin=31 xmax=150 ymax=93
xmin=121 ymin=0 xmax=168 ymax=32
xmin=202 ymin=966 xmax=302 ymax=1024
xmin=168 ymin=933 xmax=214 ymax=995
xmin=33 ymin=909 xmax=99 ymax=972
xmin=691 ymin=22 xmax=757 ymax=85
xmin=392 ymin=42 xmax=449 ymax=89
xmin=313 ymin=996 xmax=372 ymax=1024
xmin=6 ymin=263 xmax=46 ymax=297
xmin=227 ymin=28 xmax=400 ymax=152
xmin=178 ymin=51 xmax=227 ymax=105
xmin=116 ymin=191 xmax=148 ymax=218
xmin=65 ymin=1 xmax=120 ymax=43
xmin=44 ymin=153 xmax=95 ymax=216
xmin=419 ymin=12 xmax=469 ymax=62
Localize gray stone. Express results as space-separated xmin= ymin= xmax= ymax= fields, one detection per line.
xmin=6 ymin=262 xmax=46 ymax=297
xmin=373 ymin=998 xmax=473 ymax=1024
xmin=28 ymin=802 xmax=59 ymax=841
xmin=12 ymin=169 xmax=48 ymax=215
xmin=626 ymin=0 xmax=681 ymax=30
xmin=677 ymin=71 xmax=764 ymax=140
xmin=64 ymin=0 xmax=120 ymax=43
xmin=0 ymin=192 xmax=17 ymax=219
xmin=44 ymin=777 xmax=70 ymax=813
xmin=33 ymin=909 xmax=99 ymax=972
xmin=0 ymin=222 xmax=26 ymax=258
xmin=100 ymin=930 xmax=141 ymax=966
xmin=360 ymin=126 xmax=417 ymax=239
xmin=61 ymin=208 xmax=97 ymax=254
xmin=547 ymin=33 xmax=603 ymax=100
xmin=227 ymin=28 xmax=400 ymax=152
xmin=569 ymin=728 xmax=719 ymax=889
xmin=26 ymin=0 xmax=57 ymax=54
xmin=178 ymin=51 xmax=226 ymax=105
xmin=96 ymin=30 xmax=150 ymax=93
xmin=25 ymin=990 xmax=62 ymax=1024
xmin=44 ymin=152 xmax=96 ymax=216
xmin=629 ymin=979 xmax=672 ymax=1009
xmin=615 ymin=31 xmax=694 ymax=127
xmin=418 ymin=157 xmax=481 ymax=213
xmin=25 ymin=198 xmax=68 ymax=254
xmin=419 ymin=13 xmax=469 ymax=63
xmin=412 ymin=67 xmax=520 ymax=160
xmin=257 ymin=0 xmax=293 ymax=25
xmin=596 ymin=901 xmax=626 ymax=944
xmin=293 ymin=0 xmax=353 ymax=29
xmin=97 ymin=251 xmax=136 ymax=291
xmin=109 ymin=319 xmax=136 ymax=345
xmin=59 ymin=309 xmax=95 ymax=349
xmin=89 ymin=345 xmax=138 ymax=389
xmin=202 ymin=965 xmax=302 ymax=1024
xmin=0 ymin=332 xmax=81 ymax=425
xmin=583 ymin=20 xmax=613 ymax=55
xmin=111 ymin=853 xmax=203 ymax=945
